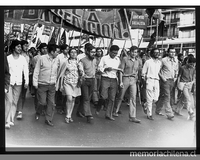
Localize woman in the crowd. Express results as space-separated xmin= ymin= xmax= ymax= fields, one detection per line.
xmin=56 ymin=48 xmax=84 ymax=123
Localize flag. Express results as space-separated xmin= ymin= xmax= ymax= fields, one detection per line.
xmin=36 ymin=38 xmax=41 ymax=48
xmin=59 ymin=30 xmax=66 ymax=46
xmin=158 ymin=20 xmax=165 ymax=37
xmin=146 ymin=8 xmax=155 ymax=19
xmin=42 ymin=25 xmax=52 ymax=36
xmin=147 ymin=20 xmax=165 ymax=48
xmin=27 ymin=24 xmax=36 ymax=40
xmin=48 ymin=27 xmax=60 ymax=45
xmin=12 ymin=23 xmax=21 ymax=33
xmin=147 ymin=32 xmax=156 ymax=49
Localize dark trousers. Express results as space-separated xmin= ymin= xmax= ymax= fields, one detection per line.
xmin=37 ymin=84 xmax=56 ymax=121
xmin=156 ymin=79 xmax=175 ymax=117
xmin=97 ymin=77 xmax=118 ymax=118
xmin=17 ymin=80 xmax=27 ymax=112
xmin=80 ymin=78 xmax=95 ymax=117
xmin=55 ymin=90 xmax=66 ymax=112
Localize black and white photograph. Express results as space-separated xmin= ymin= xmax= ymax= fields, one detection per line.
xmin=3 ymin=6 xmax=196 ymax=155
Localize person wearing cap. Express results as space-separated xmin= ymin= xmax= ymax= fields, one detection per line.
xmin=155 ymin=46 xmax=179 ymax=120
xmin=32 ymin=43 xmax=48 ymax=116
xmin=55 ymin=44 xmax=69 ymax=115
xmin=95 ymin=45 xmax=121 ymax=121
xmin=113 ymin=46 xmax=142 ymax=123
xmin=173 ymin=56 xmax=196 ymax=120
xmin=78 ymin=43 xmax=97 ymax=123
xmin=33 ymin=44 xmax=60 ymax=126
xmin=16 ymin=40 xmax=30 ymax=119
xmin=6 ymin=40 xmax=29 ymax=128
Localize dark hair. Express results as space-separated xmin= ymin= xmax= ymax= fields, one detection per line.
xmin=60 ymin=44 xmax=69 ymax=51
xmin=187 ymin=56 xmax=196 ymax=64
xmin=85 ymin=43 xmax=95 ymax=51
xmin=96 ymin=47 xmax=103 ymax=56
xmin=110 ymin=45 xmax=119 ymax=52
xmin=150 ymin=47 xmax=159 ymax=58
xmin=21 ymin=40 xmax=28 ymax=46
xmin=38 ymin=43 xmax=47 ymax=50
xmin=9 ymin=40 xmax=21 ymax=52
xmin=48 ymin=44 xmax=59 ymax=53
xmin=167 ymin=46 xmax=175 ymax=53
xmin=130 ymin=46 xmax=138 ymax=52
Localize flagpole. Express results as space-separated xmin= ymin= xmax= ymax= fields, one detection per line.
xmin=78 ymin=9 xmax=86 ymax=51
xmin=156 ymin=18 xmax=159 ymax=47
xmin=124 ymin=8 xmax=133 ymax=46
xmin=98 ymin=38 xmax=102 ymax=47
xmin=108 ymin=9 xmax=116 ymax=51
xmin=69 ymin=30 xmax=74 ymax=47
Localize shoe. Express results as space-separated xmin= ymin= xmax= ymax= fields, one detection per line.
xmin=105 ymin=116 xmax=115 ymax=121
xmin=16 ymin=112 xmax=22 ymax=119
xmin=174 ymin=111 xmax=183 ymax=116
xmin=9 ymin=122 xmax=14 ymax=126
xmin=142 ymin=102 xmax=147 ymax=114
xmin=69 ymin=118 xmax=73 ymax=123
xmin=65 ymin=117 xmax=70 ymax=123
xmin=35 ymin=114 xmax=40 ymax=120
xmin=112 ymin=112 xmax=119 ymax=117
xmin=95 ymin=110 xmax=99 ymax=115
xmin=166 ymin=115 xmax=174 ymax=120
xmin=87 ymin=116 xmax=93 ymax=123
xmin=129 ymin=117 xmax=141 ymax=123
xmin=126 ymin=103 xmax=130 ymax=106
xmin=155 ymin=112 xmax=165 ymax=116
xmin=117 ymin=110 xmax=122 ymax=114
xmin=76 ymin=112 xmax=85 ymax=118
xmin=45 ymin=120 xmax=54 ymax=126
xmin=5 ymin=123 xmax=10 ymax=129
xmin=147 ymin=115 xmax=154 ymax=120
xmin=58 ymin=109 xmax=64 ymax=115
xmin=188 ymin=112 xmax=195 ymax=121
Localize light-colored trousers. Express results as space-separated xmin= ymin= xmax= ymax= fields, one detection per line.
xmin=146 ymin=78 xmax=160 ymax=116
xmin=5 ymin=85 xmax=22 ymax=124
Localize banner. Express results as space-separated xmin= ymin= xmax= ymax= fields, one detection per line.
xmin=12 ymin=23 xmax=21 ymax=33
xmin=130 ymin=10 xmax=148 ymax=29
xmin=4 ymin=9 xmax=133 ymax=40
xmin=42 ymin=25 xmax=52 ymax=36
xmin=4 ymin=22 xmax=12 ymax=34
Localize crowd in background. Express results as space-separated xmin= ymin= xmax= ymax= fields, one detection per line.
xmin=4 ymin=40 xmax=196 ymax=128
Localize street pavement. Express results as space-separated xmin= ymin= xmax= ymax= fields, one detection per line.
xmin=5 ymin=91 xmax=196 ymax=149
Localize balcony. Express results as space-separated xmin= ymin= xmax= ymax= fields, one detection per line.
xmin=177 ymin=21 xmax=195 ymax=28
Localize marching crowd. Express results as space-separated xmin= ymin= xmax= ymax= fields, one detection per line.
xmin=4 ymin=39 xmax=196 ymax=128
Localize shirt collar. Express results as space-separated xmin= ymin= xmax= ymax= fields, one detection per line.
xmin=108 ymin=54 xmax=118 ymax=60
xmin=128 ymin=55 xmax=138 ymax=61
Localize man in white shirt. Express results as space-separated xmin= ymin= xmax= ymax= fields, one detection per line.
xmin=6 ymin=40 xmax=29 ymax=128
xmin=142 ymin=48 xmax=162 ymax=120
xmin=96 ymin=45 xmax=121 ymax=121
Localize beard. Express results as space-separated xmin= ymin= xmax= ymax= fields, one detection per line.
xmin=88 ymin=55 xmax=95 ymax=60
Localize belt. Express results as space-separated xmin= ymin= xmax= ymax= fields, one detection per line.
xmin=123 ymin=75 xmax=136 ymax=78
xmin=85 ymin=77 xmax=95 ymax=79
xmin=166 ymin=78 xmax=174 ymax=81
xmin=101 ymin=76 xmax=116 ymax=80
xmin=149 ymin=77 xmax=159 ymax=80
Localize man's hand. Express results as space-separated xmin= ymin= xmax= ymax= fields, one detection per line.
xmin=104 ymin=67 xmax=112 ymax=72
xmin=34 ymin=85 xmax=38 ymax=89
xmin=120 ymin=82 xmax=124 ymax=88
xmin=24 ymin=84 xmax=28 ymax=89
xmin=5 ymin=88 xmax=8 ymax=93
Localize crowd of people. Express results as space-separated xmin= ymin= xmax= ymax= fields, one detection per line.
xmin=4 ymin=39 xmax=196 ymax=128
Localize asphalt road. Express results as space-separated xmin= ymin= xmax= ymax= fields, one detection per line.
xmin=5 ymin=91 xmax=196 ymax=149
